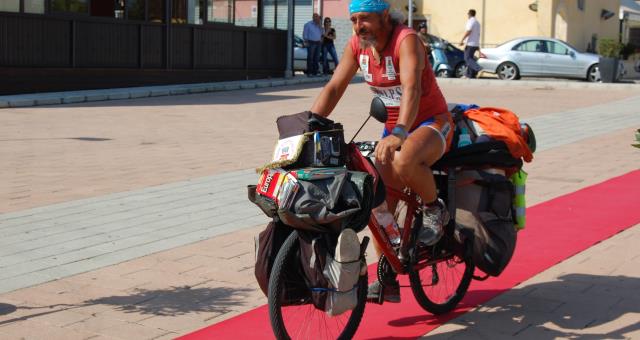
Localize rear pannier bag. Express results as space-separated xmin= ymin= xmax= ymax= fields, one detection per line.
xmin=455 ymin=169 xmax=517 ymax=277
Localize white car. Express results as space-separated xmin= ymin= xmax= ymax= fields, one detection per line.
xmin=294 ymin=35 xmax=336 ymax=72
xmin=478 ymin=37 xmax=622 ymax=82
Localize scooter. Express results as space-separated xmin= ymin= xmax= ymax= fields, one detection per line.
xmin=428 ymin=41 xmax=452 ymax=78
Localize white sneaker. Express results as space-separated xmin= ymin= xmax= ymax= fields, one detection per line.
xmin=335 ymin=228 xmax=360 ymax=263
xmin=419 ymin=199 xmax=450 ymax=246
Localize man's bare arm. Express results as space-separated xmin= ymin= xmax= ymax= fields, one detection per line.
xmin=310 ymin=43 xmax=359 ymax=117
xmin=396 ymin=34 xmax=424 ymax=130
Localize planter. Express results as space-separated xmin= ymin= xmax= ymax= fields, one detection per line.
xmin=599 ymin=57 xmax=619 ymax=83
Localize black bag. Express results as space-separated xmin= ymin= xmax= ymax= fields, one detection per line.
xmin=455 ymin=169 xmax=517 ymax=277
xmin=278 ymin=171 xmax=373 ymax=234
xmin=254 ymin=221 xmax=308 ymax=300
xmin=276 ymin=112 xmax=346 ymax=168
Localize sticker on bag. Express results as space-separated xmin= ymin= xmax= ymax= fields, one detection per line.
xmin=272 ymin=134 xmax=307 ymax=162
xmin=256 ymin=168 xmax=300 ymax=209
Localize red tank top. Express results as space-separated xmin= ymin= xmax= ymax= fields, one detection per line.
xmin=350 ymin=25 xmax=448 ymax=132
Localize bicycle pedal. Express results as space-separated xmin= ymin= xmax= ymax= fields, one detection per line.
xmin=366 ymin=295 xmax=384 ymax=305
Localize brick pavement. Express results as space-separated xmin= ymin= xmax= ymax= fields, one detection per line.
xmin=0 ymin=82 xmax=639 ymax=339
xmin=1 ymin=83 xmax=637 ymax=213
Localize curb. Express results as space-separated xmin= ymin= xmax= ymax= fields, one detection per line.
xmin=436 ymin=77 xmax=640 ymax=89
xmin=0 ymin=75 xmax=336 ymax=109
xmin=1 ymin=74 xmax=637 ymax=109
xmin=0 ymin=76 xmax=338 ymax=109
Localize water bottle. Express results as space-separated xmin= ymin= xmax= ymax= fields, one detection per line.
xmin=372 ymin=202 xmax=401 ymax=246
xmin=457 ymin=127 xmax=472 ymax=148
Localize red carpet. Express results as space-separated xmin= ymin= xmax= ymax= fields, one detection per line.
xmin=178 ymin=170 xmax=640 ymax=340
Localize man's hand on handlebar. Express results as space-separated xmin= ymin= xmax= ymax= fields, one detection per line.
xmin=375 ymin=135 xmax=403 ymax=165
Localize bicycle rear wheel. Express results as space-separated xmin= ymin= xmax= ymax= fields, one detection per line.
xmin=408 ymin=217 xmax=474 ymax=315
xmin=268 ymin=230 xmax=368 ymax=340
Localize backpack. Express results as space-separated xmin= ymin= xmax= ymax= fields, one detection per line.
xmin=455 ymin=169 xmax=517 ymax=277
xmin=455 ymin=107 xmax=533 ymax=163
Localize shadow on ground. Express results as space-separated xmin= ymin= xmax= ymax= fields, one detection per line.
xmin=414 ymin=273 xmax=640 ymax=340
xmin=0 ymin=285 xmax=254 ymax=326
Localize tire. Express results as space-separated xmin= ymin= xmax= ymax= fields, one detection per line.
xmin=496 ymin=62 xmax=519 ymax=80
xmin=268 ymin=231 xmax=367 ymax=340
xmin=407 ymin=216 xmax=475 ymax=315
xmin=436 ymin=69 xmax=450 ymax=78
xmin=455 ymin=63 xmax=467 ymax=78
xmin=587 ymin=64 xmax=601 ymax=82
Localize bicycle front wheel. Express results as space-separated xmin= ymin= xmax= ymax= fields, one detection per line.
xmin=267 ymin=230 xmax=368 ymax=340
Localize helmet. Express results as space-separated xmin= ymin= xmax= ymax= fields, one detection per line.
xmin=520 ymin=123 xmax=536 ymax=153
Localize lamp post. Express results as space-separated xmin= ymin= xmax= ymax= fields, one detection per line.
xmin=285 ymin=0 xmax=294 ymax=78
xmin=407 ymin=0 xmax=412 ymax=27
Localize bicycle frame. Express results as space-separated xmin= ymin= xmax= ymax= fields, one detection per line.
xmin=346 ymin=142 xmax=460 ymax=276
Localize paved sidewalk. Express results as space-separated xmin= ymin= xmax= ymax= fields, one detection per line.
xmin=1 ymin=87 xmax=639 ymax=295
xmin=0 ymin=81 xmax=638 ymax=339
xmin=423 ymin=223 xmax=640 ymax=340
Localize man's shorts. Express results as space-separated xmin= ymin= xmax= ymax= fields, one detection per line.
xmin=382 ymin=112 xmax=454 ymax=157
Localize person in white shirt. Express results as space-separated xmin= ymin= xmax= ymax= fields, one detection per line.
xmin=459 ymin=9 xmax=482 ymax=78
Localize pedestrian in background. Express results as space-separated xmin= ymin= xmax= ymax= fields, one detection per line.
xmin=303 ymin=13 xmax=323 ymax=77
xmin=417 ymin=22 xmax=431 ymax=54
xmin=460 ymin=9 xmax=482 ymax=78
xmin=322 ymin=17 xmax=339 ymax=75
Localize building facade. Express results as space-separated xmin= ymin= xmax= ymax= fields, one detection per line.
xmin=0 ymin=0 xmax=292 ymax=94
xmin=413 ymin=0 xmax=621 ymax=52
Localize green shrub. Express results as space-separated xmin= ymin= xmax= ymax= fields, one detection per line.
xmin=598 ymin=38 xmax=624 ymax=58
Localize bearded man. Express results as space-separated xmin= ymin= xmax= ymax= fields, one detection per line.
xmin=307 ymin=0 xmax=454 ymax=302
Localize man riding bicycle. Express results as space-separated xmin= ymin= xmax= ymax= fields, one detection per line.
xmin=309 ymin=0 xmax=454 ymax=302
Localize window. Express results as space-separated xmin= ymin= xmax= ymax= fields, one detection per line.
xmin=235 ymin=0 xmax=258 ymax=27
xmin=127 ymin=0 xmax=146 ymax=20
xmin=24 ymin=0 xmax=45 ymax=13
xmin=51 ymin=0 xmax=88 ymax=13
xmin=275 ymin=0 xmax=287 ymax=30
xmin=514 ymin=40 xmax=543 ymax=53
xmin=577 ymin=0 xmax=585 ymax=11
xmin=0 ymin=0 xmax=20 ymax=12
xmin=171 ymin=0 xmax=187 ymax=23
xmin=547 ymin=41 xmax=569 ymax=55
xmin=261 ymin=0 xmax=275 ymax=28
xmin=172 ymin=0 xmax=206 ymax=24
xmin=209 ymin=0 xmax=233 ymax=23
xmin=148 ymin=0 xmax=165 ymax=23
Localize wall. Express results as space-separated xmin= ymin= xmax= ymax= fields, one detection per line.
xmin=321 ymin=0 xmax=352 ymax=59
xmin=411 ymin=0 xmax=619 ymax=50
xmin=553 ymin=0 xmax=620 ymax=52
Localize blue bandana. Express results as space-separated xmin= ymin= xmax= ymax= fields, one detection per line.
xmin=349 ymin=0 xmax=389 ymax=15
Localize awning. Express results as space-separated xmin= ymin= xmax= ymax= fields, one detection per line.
xmin=620 ymin=0 xmax=640 ymax=19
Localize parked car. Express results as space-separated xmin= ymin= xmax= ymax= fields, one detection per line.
xmin=478 ymin=37 xmax=623 ymax=82
xmin=426 ymin=34 xmax=466 ymax=78
xmin=294 ymin=35 xmax=336 ymax=73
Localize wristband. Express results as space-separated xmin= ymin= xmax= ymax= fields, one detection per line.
xmin=391 ymin=125 xmax=408 ymax=142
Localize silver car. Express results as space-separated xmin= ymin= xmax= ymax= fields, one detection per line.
xmin=478 ymin=37 xmax=605 ymax=82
